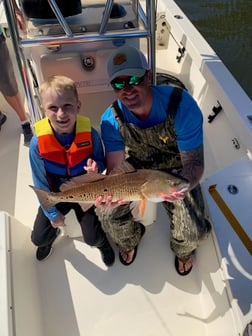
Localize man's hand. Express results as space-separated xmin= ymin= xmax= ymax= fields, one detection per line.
xmin=159 ymin=190 xmax=187 ymax=202
xmin=94 ymin=195 xmax=129 ymax=209
xmin=159 ymin=168 xmax=188 ymax=202
xmin=50 ymin=213 xmax=65 ymax=228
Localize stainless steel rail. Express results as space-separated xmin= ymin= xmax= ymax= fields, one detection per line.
xmin=3 ymin=0 xmax=156 ymax=123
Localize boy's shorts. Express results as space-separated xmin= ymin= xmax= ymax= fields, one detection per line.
xmin=0 ymin=33 xmax=18 ymax=97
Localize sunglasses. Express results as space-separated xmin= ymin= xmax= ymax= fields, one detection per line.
xmin=110 ymin=72 xmax=146 ymax=90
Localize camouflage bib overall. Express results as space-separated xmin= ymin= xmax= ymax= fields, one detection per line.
xmin=97 ymin=88 xmax=211 ymax=258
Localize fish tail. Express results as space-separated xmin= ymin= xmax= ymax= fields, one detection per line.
xmin=29 ymin=185 xmax=56 ymax=210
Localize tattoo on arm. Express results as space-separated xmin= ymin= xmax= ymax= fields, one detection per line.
xmin=179 ymin=145 xmax=204 ymax=190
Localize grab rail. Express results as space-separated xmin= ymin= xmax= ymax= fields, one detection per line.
xmin=0 ymin=212 xmax=14 ymax=336
xmin=47 ymin=0 xmax=73 ymax=36
xmin=208 ymin=184 xmax=252 ymax=255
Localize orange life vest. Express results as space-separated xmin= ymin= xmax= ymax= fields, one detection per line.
xmin=34 ymin=115 xmax=93 ymax=181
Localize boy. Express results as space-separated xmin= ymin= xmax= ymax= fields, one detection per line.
xmin=29 ymin=75 xmax=114 ymax=266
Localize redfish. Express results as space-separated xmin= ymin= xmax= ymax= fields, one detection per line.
xmin=30 ymin=162 xmax=189 ymax=215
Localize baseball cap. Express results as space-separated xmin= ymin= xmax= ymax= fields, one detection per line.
xmin=107 ymin=45 xmax=149 ymax=81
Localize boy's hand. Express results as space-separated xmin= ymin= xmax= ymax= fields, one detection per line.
xmin=84 ymin=158 xmax=98 ymax=173
xmin=50 ymin=214 xmax=65 ymax=228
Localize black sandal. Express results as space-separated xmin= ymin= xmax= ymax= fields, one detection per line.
xmin=175 ymin=255 xmax=193 ymax=276
xmin=119 ymin=224 xmax=145 ymax=266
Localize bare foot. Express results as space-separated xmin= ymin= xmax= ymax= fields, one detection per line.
xmin=119 ymin=224 xmax=145 ymax=266
xmin=178 ymin=257 xmax=193 ymax=274
xmin=175 ymin=256 xmax=193 ymax=275
xmin=120 ymin=249 xmax=135 ymax=264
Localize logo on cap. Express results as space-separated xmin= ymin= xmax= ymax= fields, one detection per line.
xmin=113 ymin=53 xmax=127 ymax=65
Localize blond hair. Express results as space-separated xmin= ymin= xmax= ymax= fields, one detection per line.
xmin=40 ymin=75 xmax=78 ymax=102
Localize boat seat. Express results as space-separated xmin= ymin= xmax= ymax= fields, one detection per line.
xmin=21 ymin=0 xmax=82 ymax=19
xmin=24 ymin=1 xmax=138 ymax=37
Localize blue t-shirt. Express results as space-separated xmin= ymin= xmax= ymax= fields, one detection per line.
xmin=101 ymin=85 xmax=203 ymax=152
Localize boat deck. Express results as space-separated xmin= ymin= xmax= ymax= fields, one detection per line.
xmin=1 ymin=1 xmax=251 ymax=334
xmin=0 ymin=81 xmax=241 ymax=336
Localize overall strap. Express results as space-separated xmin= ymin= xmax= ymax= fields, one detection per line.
xmin=111 ymin=100 xmax=124 ymax=127
xmin=166 ymin=87 xmax=183 ymax=117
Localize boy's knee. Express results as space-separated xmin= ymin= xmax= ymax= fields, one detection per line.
xmin=83 ymin=232 xmax=104 ymax=247
xmin=80 ymin=213 xmax=106 ymax=247
xmin=31 ymin=231 xmax=43 ymax=246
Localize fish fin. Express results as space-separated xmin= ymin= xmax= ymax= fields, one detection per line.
xmin=29 ymin=185 xmax=56 ymax=210
xmin=80 ymin=203 xmax=93 ymax=212
xmin=60 ymin=173 xmax=106 ymax=191
xmin=130 ymin=198 xmax=146 ymax=220
xmin=109 ymin=161 xmax=136 ymax=175
xmin=130 ymin=201 xmax=141 ymax=220
xmin=60 ymin=180 xmax=78 ymax=192
xmin=140 ymin=198 xmax=147 ymax=217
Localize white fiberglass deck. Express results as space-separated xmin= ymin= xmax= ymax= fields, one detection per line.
xmin=0 ymin=104 xmax=240 ymax=336
xmin=1 ymin=0 xmax=251 ymax=334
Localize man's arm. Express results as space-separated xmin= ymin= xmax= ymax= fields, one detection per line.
xmin=90 ymin=127 xmax=105 ymax=173
xmin=106 ymin=150 xmax=126 ymax=174
xmin=159 ymin=144 xmax=204 ymax=203
xmin=179 ymin=144 xmax=204 ymax=191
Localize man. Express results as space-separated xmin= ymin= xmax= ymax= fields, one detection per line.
xmin=95 ymin=45 xmax=211 ymax=274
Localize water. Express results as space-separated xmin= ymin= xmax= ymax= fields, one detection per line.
xmin=174 ymin=0 xmax=252 ymax=100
